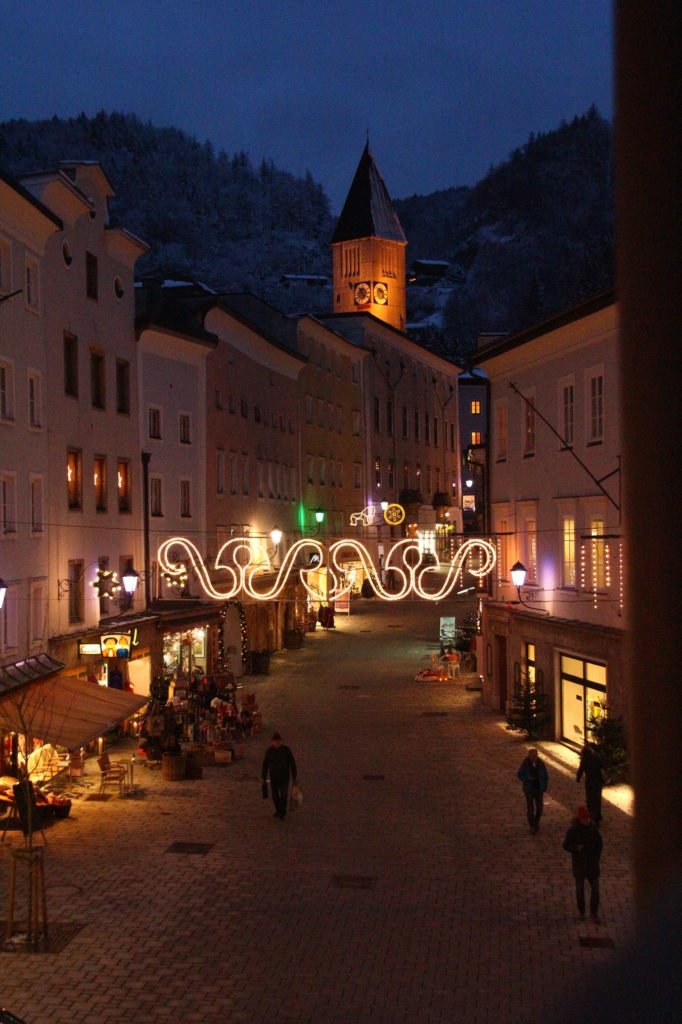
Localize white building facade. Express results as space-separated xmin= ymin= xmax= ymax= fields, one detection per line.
xmin=474 ymin=295 xmax=626 ymax=746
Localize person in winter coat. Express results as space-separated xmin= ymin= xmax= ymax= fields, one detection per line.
xmin=262 ymin=732 xmax=297 ymax=820
xmin=577 ymin=743 xmax=606 ymax=825
xmin=563 ymin=805 xmax=604 ymax=922
xmin=517 ymin=747 xmax=549 ymax=834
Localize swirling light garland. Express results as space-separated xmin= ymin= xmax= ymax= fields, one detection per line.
xmin=158 ymin=536 xmax=497 ymax=603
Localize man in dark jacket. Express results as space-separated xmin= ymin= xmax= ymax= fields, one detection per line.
xmin=577 ymin=743 xmax=605 ymax=825
xmin=262 ymin=732 xmax=297 ymax=820
xmin=517 ymin=747 xmax=549 ymax=834
xmin=563 ymin=805 xmax=603 ymax=921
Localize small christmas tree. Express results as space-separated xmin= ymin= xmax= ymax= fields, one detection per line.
xmin=506 ymin=674 xmax=548 ymax=739
xmin=587 ymin=702 xmax=628 ymax=782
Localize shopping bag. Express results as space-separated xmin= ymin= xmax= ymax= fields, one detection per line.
xmin=289 ymin=784 xmax=303 ymax=811
xmin=261 ymin=781 xmax=268 ymax=800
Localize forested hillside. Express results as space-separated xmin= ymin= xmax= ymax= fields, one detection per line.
xmin=0 ymin=107 xmax=613 ymax=358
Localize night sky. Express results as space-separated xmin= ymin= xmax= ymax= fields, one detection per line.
xmin=1 ymin=1 xmax=612 ymax=211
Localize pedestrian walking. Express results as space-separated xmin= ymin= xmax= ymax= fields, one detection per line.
xmin=262 ymin=732 xmax=297 ymax=820
xmin=563 ymin=805 xmax=603 ymax=922
xmin=517 ymin=747 xmax=549 ymax=834
xmin=576 ymin=743 xmax=606 ymax=825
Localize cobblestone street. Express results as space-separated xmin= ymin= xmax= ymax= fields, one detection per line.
xmin=0 ymin=600 xmax=634 ymax=1024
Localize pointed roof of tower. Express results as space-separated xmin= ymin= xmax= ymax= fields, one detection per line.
xmin=332 ymin=143 xmax=407 ymax=244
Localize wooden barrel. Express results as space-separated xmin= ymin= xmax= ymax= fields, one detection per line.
xmin=162 ymin=753 xmax=186 ymax=780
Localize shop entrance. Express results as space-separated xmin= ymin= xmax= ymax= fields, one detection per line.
xmin=560 ymin=655 xmax=607 ymax=747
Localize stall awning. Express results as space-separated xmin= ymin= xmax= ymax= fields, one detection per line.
xmin=0 ymin=674 xmax=147 ymax=750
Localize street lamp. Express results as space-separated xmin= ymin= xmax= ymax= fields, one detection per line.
xmin=510 ymin=561 xmax=527 ymax=599
xmin=270 ymin=526 xmax=283 ymax=548
xmin=314 ymin=508 xmax=325 ymax=526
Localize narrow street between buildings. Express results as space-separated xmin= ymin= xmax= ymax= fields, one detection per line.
xmin=0 ymin=599 xmax=634 ymax=1024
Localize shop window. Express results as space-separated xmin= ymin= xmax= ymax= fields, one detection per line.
xmin=560 ymin=654 xmax=607 ymax=746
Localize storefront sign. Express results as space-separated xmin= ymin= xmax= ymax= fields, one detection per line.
xmin=79 ymin=642 xmax=102 ymax=656
xmin=157 ymin=535 xmax=497 ymax=604
xmin=100 ymin=633 xmax=132 ymax=658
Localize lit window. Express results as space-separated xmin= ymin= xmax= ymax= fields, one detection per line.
xmin=67 ymin=449 xmax=82 ymax=510
xmin=471 ymin=431 xmax=481 ymax=445
xmin=94 ymin=456 xmax=107 ymax=512
xmin=471 ymin=400 xmax=481 ymax=415
xmin=117 ymin=459 xmax=131 ymax=513
xmin=562 ymin=516 xmax=576 ymax=587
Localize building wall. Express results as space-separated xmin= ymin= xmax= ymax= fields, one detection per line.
xmin=477 ymin=299 xmax=627 ymax=744
xmin=0 ymin=177 xmax=58 ymax=664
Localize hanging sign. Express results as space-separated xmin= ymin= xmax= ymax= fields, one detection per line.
xmin=100 ymin=633 xmax=131 ymax=658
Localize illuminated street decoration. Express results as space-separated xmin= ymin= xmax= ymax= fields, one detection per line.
xmin=158 ymin=536 xmax=497 ymax=603
xmin=349 ymin=505 xmax=377 ymax=526
xmin=383 ymin=503 xmax=405 ymax=525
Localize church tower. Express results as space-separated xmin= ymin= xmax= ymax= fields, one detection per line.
xmin=331 ymin=143 xmax=407 ymax=332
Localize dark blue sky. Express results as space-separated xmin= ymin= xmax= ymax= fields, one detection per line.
xmin=1 ymin=1 xmax=612 ymax=212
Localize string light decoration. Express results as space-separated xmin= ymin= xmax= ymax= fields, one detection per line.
xmin=157 ymin=535 xmax=497 ymax=604
xmin=618 ymin=542 xmax=624 ymax=613
xmin=91 ymin=568 xmax=121 ymax=599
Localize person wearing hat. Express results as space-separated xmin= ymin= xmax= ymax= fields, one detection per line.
xmin=563 ymin=806 xmax=604 ymax=922
xmin=261 ymin=732 xmax=297 ymax=820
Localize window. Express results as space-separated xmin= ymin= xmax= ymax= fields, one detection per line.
xmin=1 ymin=473 xmax=17 ymax=535
xmin=317 ymin=399 xmax=324 ymax=427
xmin=179 ymin=413 xmax=191 ymax=444
xmin=64 ymin=333 xmax=78 ymax=396
xmin=388 ymin=459 xmax=395 ymax=490
xmin=424 ymin=413 xmax=430 ymax=445
xmin=30 ymin=476 xmax=43 ymax=533
xmin=590 ymin=519 xmax=607 ymax=591
xmin=240 ymin=397 xmax=248 ymax=418
xmin=116 ymin=359 xmax=130 ymax=414
xmin=0 ymin=360 xmax=14 ymax=420
xmin=25 ymin=256 xmax=40 ymax=311
xmin=495 ymin=401 xmax=508 ymax=461
xmin=230 ymin=453 xmax=238 ymax=495
xmin=337 ymin=461 xmax=344 ymax=488
xmin=587 ymin=369 xmax=604 ymax=443
xmin=353 ymin=462 xmax=362 ymax=488
xmin=305 ymin=395 xmax=313 ymax=424
xmin=471 ymin=400 xmax=481 ymax=415
xmin=148 ymin=406 xmax=162 ymax=439
xmin=471 ymin=431 xmax=481 ymax=445
xmin=86 ymin=251 xmax=98 ymax=300
xmin=214 ymin=389 xmax=223 ymax=410
xmin=1 ymin=585 xmax=18 ymax=650
xmin=150 ymin=476 xmax=163 ymax=517
xmin=386 ymin=400 xmax=394 ymax=436
xmin=352 ymin=361 xmax=359 ymax=384
xmin=117 ymin=459 xmax=131 ymax=513
xmin=373 ymin=396 xmax=380 ymax=432
xmin=449 ymin=422 xmax=455 ymax=451
xmin=318 ymin=458 xmax=326 ymax=485
xmin=216 ymin=450 xmax=226 ymax=494
xmin=562 ymin=516 xmax=576 ymax=587
xmin=403 ymin=462 xmax=409 ymax=489
xmin=68 ymin=560 xmax=84 ymax=624
xmin=352 ymin=410 xmax=361 ymax=436
xmin=307 ymin=456 xmax=314 ymax=485
xmin=28 ymin=371 xmax=42 ymax=427
xmin=523 ymin=393 xmax=536 ymax=455
xmin=375 ymin=458 xmax=382 ymax=489
xmin=0 ymin=236 xmax=11 ymax=292
xmin=30 ymin=583 xmax=45 ymax=644
xmin=268 ymin=461 xmax=275 ymax=498
xmin=327 ymin=402 xmax=334 ymax=430
xmin=90 ymin=350 xmax=105 ymax=409
xmin=402 ymin=405 xmax=408 ymax=438
xmin=257 ymin=460 xmax=264 ymax=498
xmin=93 ymin=456 xmax=107 ymax=512
xmin=180 ymin=480 xmax=191 ymax=518
xmin=433 ymin=417 xmax=439 ymax=447
xmin=414 ymin=410 xmax=420 ymax=441
xmin=560 ymin=379 xmax=574 ymax=447
xmin=254 ymin=406 xmax=261 ymax=424
xmin=67 ymin=449 xmax=83 ymax=510
xmin=242 ymin=455 xmax=249 ymax=495
xmin=336 ymin=405 xmax=342 ymax=432
xmin=524 ymin=517 xmax=537 ymax=584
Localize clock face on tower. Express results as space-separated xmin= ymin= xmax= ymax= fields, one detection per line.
xmin=373 ymin=281 xmax=389 ymax=305
xmin=353 ymin=281 xmax=371 ymax=305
